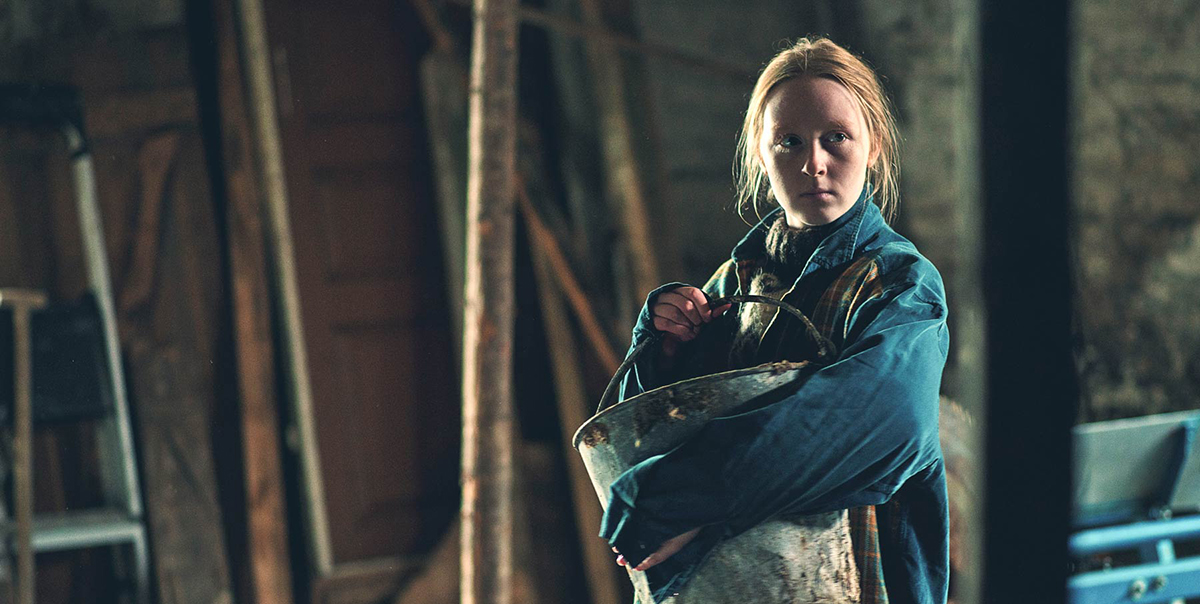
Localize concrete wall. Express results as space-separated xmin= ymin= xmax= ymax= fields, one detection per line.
xmin=856 ymin=0 xmax=982 ymax=411
xmin=1073 ymin=0 xmax=1200 ymax=421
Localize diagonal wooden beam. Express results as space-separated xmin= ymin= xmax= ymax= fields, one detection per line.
xmin=442 ymin=0 xmax=753 ymax=82
xmin=527 ymin=228 xmax=624 ymax=604
xmin=516 ymin=180 xmax=620 ymax=374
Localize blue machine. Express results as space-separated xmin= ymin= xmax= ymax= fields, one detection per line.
xmin=1071 ymin=410 xmax=1200 ymax=603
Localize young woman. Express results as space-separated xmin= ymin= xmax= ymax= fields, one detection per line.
xmin=602 ymin=38 xmax=950 ymax=604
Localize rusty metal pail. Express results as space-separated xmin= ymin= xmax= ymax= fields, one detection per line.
xmin=572 ymin=296 xmax=841 ymax=603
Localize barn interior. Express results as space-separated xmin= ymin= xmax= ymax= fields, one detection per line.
xmin=0 ymin=0 xmax=1197 ymax=603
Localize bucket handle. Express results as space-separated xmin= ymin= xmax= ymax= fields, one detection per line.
xmin=596 ymin=294 xmax=837 ymax=415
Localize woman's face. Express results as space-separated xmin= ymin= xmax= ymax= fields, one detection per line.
xmin=758 ymin=75 xmax=877 ymax=227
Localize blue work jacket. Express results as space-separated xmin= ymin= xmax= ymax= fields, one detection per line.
xmin=600 ymin=192 xmax=951 ymax=604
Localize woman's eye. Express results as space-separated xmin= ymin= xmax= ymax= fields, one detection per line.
xmin=826 ymin=132 xmax=848 ymax=143
xmin=779 ymin=135 xmax=801 ymax=148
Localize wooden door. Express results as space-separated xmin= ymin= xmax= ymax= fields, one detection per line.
xmin=262 ymin=0 xmax=458 ymax=598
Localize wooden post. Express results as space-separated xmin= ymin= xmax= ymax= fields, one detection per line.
xmin=461 ymin=0 xmax=518 ymax=603
xmin=1 ymin=288 xmax=48 ymax=604
xmin=211 ymin=0 xmax=295 ymax=600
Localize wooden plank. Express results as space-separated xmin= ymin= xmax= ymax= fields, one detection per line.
xmin=517 ymin=181 xmax=619 ymax=374
xmin=526 ymin=216 xmax=624 ymax=604
xmin=120 ymin=133 xmax=235 ymax=604
xmin=212 ymin=0 xmax=296 ymax=601
xmin=118 ymin=131 xmax=177 ymax=314
xmin=237 ymin=0 xmax=334 ymax=574
xmin=461 ymin=0 xmax=519 ymax=601
xmin=86 ymin=88 xmax=199 ymax=139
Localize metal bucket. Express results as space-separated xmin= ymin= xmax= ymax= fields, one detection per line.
xmin=573 ymin=296 xmax=849 ymax=603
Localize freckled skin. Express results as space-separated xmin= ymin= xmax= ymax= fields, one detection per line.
xmin=758 ymin=76 xmax=879 ymax=228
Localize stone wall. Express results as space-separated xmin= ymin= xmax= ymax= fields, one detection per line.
xmin=856 ymin=0 xmax=982 ymax=411
xmin=1073 ymin=0 xmax=1200 ymax=421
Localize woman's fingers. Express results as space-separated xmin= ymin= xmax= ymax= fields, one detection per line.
xmin=653 ymin=301 xmax=694 ymax=331
xmin=652 ymin=286 xmax=729 ymax=350
xmin=652 ymin=313 xmax=696 ymax=341
xmin=658 ymin=290 xmax=705 ymax=326
xmin=632 ymin=528 xmax=702 ymax=572
xmin=676 ymin=287 xmax=716 ymax=322
xmin=612 ymin=528 xmax=702 ymax=572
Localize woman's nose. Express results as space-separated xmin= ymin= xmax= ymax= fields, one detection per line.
xmin=801 ymin=143 xmax=827 ymax=177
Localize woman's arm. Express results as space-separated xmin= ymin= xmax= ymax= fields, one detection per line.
xmin=603 ymin=261 xmax=949 ymax=568
xmin=619 ymin=261 xmax=741 ymax=401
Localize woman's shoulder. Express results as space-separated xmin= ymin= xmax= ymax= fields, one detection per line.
xmin=855 ymin=231 xmax=946 ymax=303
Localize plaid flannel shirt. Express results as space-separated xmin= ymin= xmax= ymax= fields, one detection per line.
xmin=602 ymin=191 xmax=950 ymax=604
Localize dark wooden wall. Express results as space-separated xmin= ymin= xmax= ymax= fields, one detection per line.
xmin=0 ymin=23 xmax=238 ymax=604
xmin=0 ymin=2 xmax=467 ymax=603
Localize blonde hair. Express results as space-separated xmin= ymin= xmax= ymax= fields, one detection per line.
xmin=735 ymin=37 xmax=901 ymax=223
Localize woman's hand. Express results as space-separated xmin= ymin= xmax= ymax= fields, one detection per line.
xmin=651 ymin=287 xmax=730 ymax=357
xmin=612 ymin=528 xmax=701 ymax=572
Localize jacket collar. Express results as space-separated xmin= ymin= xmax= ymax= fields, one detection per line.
xmin=731 ymin=184 xmax=883 ymax=271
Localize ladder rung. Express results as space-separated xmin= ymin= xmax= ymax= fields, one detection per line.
xmin=25 ymin=509 xmax=143 ymax=552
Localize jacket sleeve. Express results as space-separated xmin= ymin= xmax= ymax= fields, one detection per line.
xmin=618 ymin=261 xmax=741 ymax=402
xmin=601 ymin=258 xmax=949 ymax=568
xmin=618 ymin=281 xmax=691 ymax=403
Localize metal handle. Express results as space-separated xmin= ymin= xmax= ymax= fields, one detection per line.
xmin=596 ymin=295 xmax=837 ymax=414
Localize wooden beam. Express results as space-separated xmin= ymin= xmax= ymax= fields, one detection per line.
xmin=461 ymin=0 xmax=518 ymax=603
xmin=444 ymin=0 xmax=752 ymax=82
xmin=517 ymin=181 xmax=620 ymax=374
xmin=234 ymin=0 xmax=333 ymax=576
xmin=120 ymin=137 xmax=236 ymax=604
xmin=212 ymin=0 xmax=295 ymax=600
xmin=527 ymin=224 xmax=624 ymax=604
